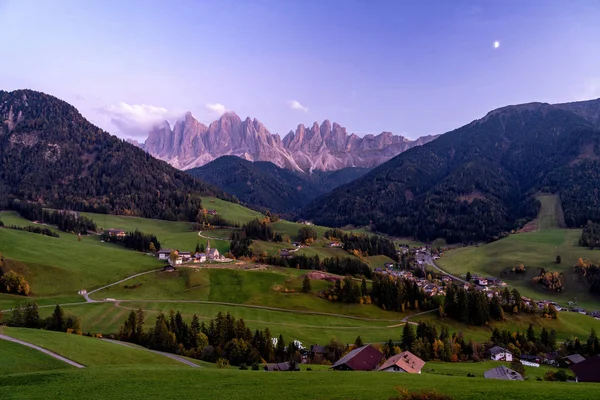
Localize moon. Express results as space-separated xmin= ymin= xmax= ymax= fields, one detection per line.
xmin=494 ymin=41 xmax=500 ymax=49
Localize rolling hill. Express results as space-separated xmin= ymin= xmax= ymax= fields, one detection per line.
xmin=0 ymin=89 xmax=224 ymax=221
xmin=304 ymin=99 xmax=600 ymax=243
xmin=187 ymin=156 xmax=370 ymax=213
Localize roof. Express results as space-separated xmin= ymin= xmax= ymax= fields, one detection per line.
xmin=571 ymin=355 xmax=600 ymax=382
xmin=484 ymin=366 xmax=524 ymax=381
xmin=489 ymin=346 xmax=510 ymax=356
xmin=565 ymin=354 xmax=586 ymax=364
xmin=208 ymin=248 xmax=219 ymax=255
xmin=331 ymin=345 xmax=384 ymax=371
xmin=378 ymin=351 xmax=425 ymax=373
xmin=263 ymin=362 xmax=299 ymax=372
xmin=157 ymin=249 xmax=172 ymax=254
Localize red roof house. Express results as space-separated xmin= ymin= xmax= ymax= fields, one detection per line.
xmin=331 ymin=345 xmax=384 ymax=371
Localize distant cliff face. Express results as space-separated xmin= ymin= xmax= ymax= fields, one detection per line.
xmin=141 ymin=113 xmax=438 ymax=172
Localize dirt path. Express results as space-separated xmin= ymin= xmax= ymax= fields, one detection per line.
xmin=84 ymin=269 xmax=164 ymax=302
xmin=198 ymin=231 xmax=230 ymax=241
xmin=101 ymin=338 xmax=201 ymax=368
xmin=0 ymin=333 xmax=86 ymax=368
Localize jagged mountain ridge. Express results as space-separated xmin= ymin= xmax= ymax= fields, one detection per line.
xmin=141 ymin=112 xmax=438 ymax=172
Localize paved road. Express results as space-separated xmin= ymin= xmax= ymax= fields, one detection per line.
xmin=101 ymin=338 xmax=201 ymax=368
xmin=0 ymin=333 xmax=86 ymax=368
xmin=83 ymin=269 xmax=163 ymax=302
xmin=423 ymin=254 xmax=467 ymax=283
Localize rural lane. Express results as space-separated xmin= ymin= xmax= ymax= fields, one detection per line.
xmin=198 ymin=231 xmax=230 ymax=241
xmin=0 ymin=333 xmax=86 ymax=368
xmin=101 ymin=338 xmax=201 ymax=368
xmin=83 ymin=268 xmax=164 ymax=302
xmin=423 ymin=254 xmax=467 ymax=284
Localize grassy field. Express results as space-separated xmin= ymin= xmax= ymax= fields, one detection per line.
xmin=437 ymin=229 xmax=600 ymax=309
xmin=536 ymin=194 xmax=565 ymax=230
xmin=411 ymin=310 xmax=600 ymax=343
xmin=0 ymin=336 xmax=75 ymax=375
xmin=32 ymin=299 xmax=406 ymax=345
xmin=0 ymin=365 xmax=597 ymax=400
xmin=423 ymin=360 xmax=558 ymax=380
xmin=0 ymin=227 xmax=161 ymax=298
xmin=1 ymin=327 xmax=185 ymax=367
xmin=201 ymin=197 xmax=264 ymax=224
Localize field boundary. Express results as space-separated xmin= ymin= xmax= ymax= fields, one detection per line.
xmin=0 ymin=333 xmax=85 ymax=368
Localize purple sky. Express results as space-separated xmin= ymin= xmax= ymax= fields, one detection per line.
xmin=1 ymin=0 xmax=599 ymax=140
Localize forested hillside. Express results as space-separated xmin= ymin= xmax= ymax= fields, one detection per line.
xmin=187 ymin=156 xmax=370 ymax=213
xmin=0 ymin=90 xmax=224 ymax=221
xmin=304 ymin=100 xmax=600 ymax=242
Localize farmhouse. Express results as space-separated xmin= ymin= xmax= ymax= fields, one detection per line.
xmin=331 ymin=345 xmax=384 ymax=371
xmin=484 ymin=365 xmax=524 ymax=381
xmin=157 ymin=249 xmax=172 ymax=260
xmin=310 ymin=345 xmax=326 ymax=364
xmin=489 ymin=346 xmax=513 ymax=361
xmin=206 ymin=209 xmax=218 ymax=215
xmin=194 ymin=253 xmax=207 ymax=263
xmin=105 ymin=228 xmax=126 ymax=238
xmin=329 ymin=242 xmax=342 ymax=247
xmin=378 ymin=351 xmax=425 ymax=373
xmin=571 ymin=355 xmax=600 ymax=382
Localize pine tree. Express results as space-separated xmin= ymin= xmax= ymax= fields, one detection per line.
xmin=466 ymin=271 xmax=472 ymax=282
xmin=195 ymin=242 xmax=201 ymax=253
xmin=361 ymin=277 xmax=368 ymax=296
xmin=526 ymin=324 xmax=536 ymax=343
xmin=402 ymin=323 xmax=416 ymax=349
xmin=135 ymin=308 xmax=145 ymax=343
xmin=23 ymin=302 xmax=41 ymax=328
xmin=354 ymin=335 xmax=364 ymax=348
xmin=301 ymin=275 xmax=312 ymax=293
xmin=49 ymin=304 xmax=65 ymax=332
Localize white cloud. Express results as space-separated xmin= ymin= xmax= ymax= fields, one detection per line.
xmin=288 ymin=100 xmax=309 ymax=112
xmin=205 ymin=103 xmax=227 ymax=116
xmin=98 ymin=102 xmax=182 ymax=138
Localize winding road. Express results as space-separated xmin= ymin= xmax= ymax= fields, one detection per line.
xmin=197 ymin=231 xmax=230 ymax=241
xmin=0 ymin=333 xmax=86 ymax=368
xmin=423 ymin=254 xmax=467 ymax=284
xmin=83 ymin=269 xmax=163 ymax=302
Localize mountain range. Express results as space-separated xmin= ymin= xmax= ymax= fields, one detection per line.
xmin=0 ymin=90 xmax=224 ymax=221
xmin=303 ymin=98 xmax=600 ymax=243
xmin=140 ymin=112 xmax=438 ymax=172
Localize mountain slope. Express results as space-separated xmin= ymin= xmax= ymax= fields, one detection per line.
xmin=142 ymin=113 xmax=437 ymax=172
xmin=303 ymin=99 xmax=600 ymax=242
xmin=187 ymin=156 xmax=370 ymax=213
xmin=0 ymin=89 xmax=222 ymax=220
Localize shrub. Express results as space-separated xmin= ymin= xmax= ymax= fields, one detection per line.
xmin=390 ymin=387 xmax=453 ymax=400
xmin=251 ymin=362 xmax=260 ymax=371
xmin=216 ymin=358 xmax=230 ymax=369
xmin=238 ymin=363 xmax=248 ymax=370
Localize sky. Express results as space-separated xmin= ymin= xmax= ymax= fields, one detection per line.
xmin=1 ymin=0 xmax=600 ymax=140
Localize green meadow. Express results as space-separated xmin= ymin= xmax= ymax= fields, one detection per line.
xmin=1 ymin=365 xmax=597 ymax=400
xmin=2 ymin=327 xmax=184 ymax=367
xmin=0 ymin=336 xmax=74 ymax=375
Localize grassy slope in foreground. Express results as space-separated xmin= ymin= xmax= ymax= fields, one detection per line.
xmin=0 ymin=336 xmax=74 ymax=375
xmin=437 ymin=229 xmax=600 ymax=309
xmin=0 ymin=366 xmax=597 ymax=400
xmin=2 ymin=328 xmax=183 ymax=367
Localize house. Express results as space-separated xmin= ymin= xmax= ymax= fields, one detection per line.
xmin=489 ymin=346 xmax=513 ymax=361
xmin=298 ymin=220 xmax=313 ymax=225
xmin=475 ymin=278 xmax=488 ymax=286
xmin=571 ymin=355 xmax=600 ymax=382
xmin=194 ymin=253 xmax=207 ymax=263
xmin=157 ymin=249 xmax=172 ymax=260
xmin=179 ymin=252 xmax=192 ymax=262
xmin=331 ymin=345 xmax=384 ymax=371
xmin=310 ymin=345 xmax=326 ymax=364
xmin=564 ymin=354 xmax=586 ymax=365
xmin=484 ymin=365 xmax=524 ymax=381
xmin=384 ymin=263 xmax=395 ymax=269
xmin=329 ymin=242 xmax=342 ymax=247
xmin=378 ymin=351 xmax=425 ymax=373
xmin=263 ymin=361 xmax=300 ymax=372
xmin=206 ymin=210 xmax=218 ymax=215
xmin=105 ymin=228 xmax=126 ymax=238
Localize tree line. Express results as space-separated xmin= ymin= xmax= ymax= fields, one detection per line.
xmin=3 ymin=303 xmax=81 ymax=334
xmin=116 ymin=309 xmax=302 ymax=367
xmin=0 ymin=220 xmax=59 ymax=238
xmin=324 ymin=229 xmax=397 ymax=259
xmin=10 ymin=201 xmax=97 ymax=234
xmin=100 ymin=229 xmax=161 ymax=253
xmin=257 ymin=253 xmax=372 ymax=278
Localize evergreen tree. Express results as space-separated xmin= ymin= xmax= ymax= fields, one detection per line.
xmin=301 ymin=275 xmax=312 ymax=293
xmin=23 ymin=302 xmax=41 ymax=328
xmin=275 ymin=334 xmax=286 ymax=362
xmin=48 ymin=304 xmax=65 ymax=332
xmin=354 ymin=335 xmax=364 ymax=348
xmin=402 ymin=323 xmax=416 ymax=350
